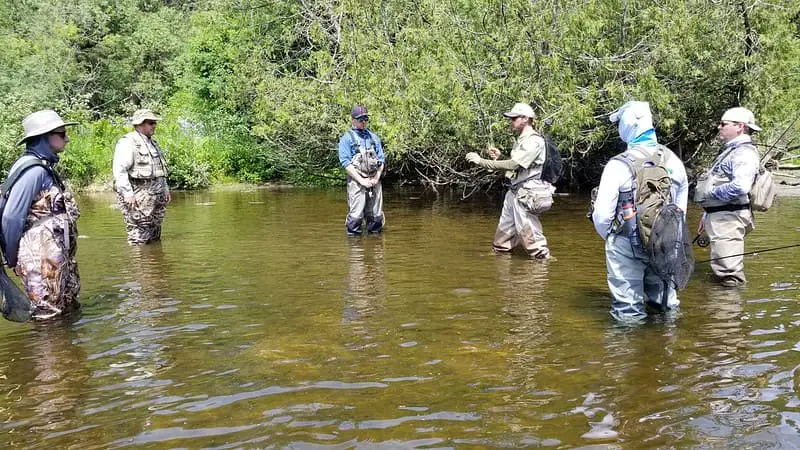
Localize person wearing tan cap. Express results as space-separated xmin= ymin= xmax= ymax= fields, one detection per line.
xmin=694 ymin=107 xmax=762 ymax=287
xmin=1 ymin=110 xmax=81 ymax=319
xmin=465 ymin=102 xmax=553 ymax=259
xmin=112 ymin=109 xmax=171 ymax=244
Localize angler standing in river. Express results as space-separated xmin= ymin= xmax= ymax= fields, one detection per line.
xmin=338 ymin=105 xmax=386 ymax=236
xmin=694 ymin=107 xmax=762 ymax=287
xmin=1 ymin=110 xmax=81 ymax=320
xmin=113 ymin=109 xmax=171 ymax=245
xmin=465 ymin=102 xmax=554 ymax=259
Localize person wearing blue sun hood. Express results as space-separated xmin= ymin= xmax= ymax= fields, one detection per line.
xmin=1 ymin=110 xmax=81 ymax=320
xmin=591 ymin=101 xmax=688 ymax=321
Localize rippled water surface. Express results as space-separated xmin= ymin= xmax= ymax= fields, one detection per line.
xmin=1 ymin=188 xmax=800 ymax=448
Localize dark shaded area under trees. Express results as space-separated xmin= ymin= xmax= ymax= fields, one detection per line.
xmin=0 ymin=0 xmax=798 ymax=192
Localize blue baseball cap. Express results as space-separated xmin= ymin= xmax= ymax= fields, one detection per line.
xmin=351 ymin=105 xmax=368 ymax=119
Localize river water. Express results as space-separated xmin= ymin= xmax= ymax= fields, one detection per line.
xmin=1 ymin=188 xmax=799 ymax=448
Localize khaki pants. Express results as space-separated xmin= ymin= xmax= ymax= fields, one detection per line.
xmin=705 ymin=209 xmax=753 ymax=283
xmin=492 ymin=190 xmax=550 ymax=258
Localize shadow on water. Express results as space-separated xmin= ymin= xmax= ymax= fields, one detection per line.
xmin=0 ymin=189 xmax=799 ymax=447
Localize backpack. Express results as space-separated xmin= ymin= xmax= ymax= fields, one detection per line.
xmin=0 ymin=155 xmax=49 ymax=323
xmin=348 ymin=129 xmax=381 ymax=177
xmin=0 ymin=156 xmax=53 ymax=257
xmin=614 ymin=146 xmax=694 ymax=294
xmin=540 ymin=134 xmax=563 ymax=185
xmin=750 ymin=159 xmax=776 ymax=212
xmin=613 ymin=146 xmax=672 ymax=249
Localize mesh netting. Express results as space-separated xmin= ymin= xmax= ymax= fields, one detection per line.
xmin=647 ymin=203 xmax=695 ymax=290
xmin=1 ymin=266 xmax=31 ymax=322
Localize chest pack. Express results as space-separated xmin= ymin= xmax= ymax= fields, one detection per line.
xmin=348 ymin=129 xmax=380 ymax=177
xmin=540 ymin=134 xmax=563 ymax=185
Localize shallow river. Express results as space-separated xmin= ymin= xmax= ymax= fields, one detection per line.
xmin=1 ymin=188 xmax=799 ymax=448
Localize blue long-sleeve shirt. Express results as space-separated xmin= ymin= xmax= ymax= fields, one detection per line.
xmin=2 ymin=137 xmax=60 ymax=267
xmin=337 ymin=128 xmax=385 ymax=169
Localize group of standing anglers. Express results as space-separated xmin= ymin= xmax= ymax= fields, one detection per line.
xmin=463 ymin=100 xmax=767 ymax=322
xmin=1 ymin=101 xmax=769 ymax=323
xmin=0 ymin=109 xmax=170 ymax=320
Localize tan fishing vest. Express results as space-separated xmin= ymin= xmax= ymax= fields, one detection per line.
xmin=124 ymin=131 xmax=168 ymax=180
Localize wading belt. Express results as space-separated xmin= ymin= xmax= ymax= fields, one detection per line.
xmin=703 ymin=203 xmax=750 ymax=214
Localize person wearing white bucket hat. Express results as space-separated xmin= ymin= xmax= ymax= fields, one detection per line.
xmin=1 ymin=109 xmax=81 ymax=319
xmin=465 ymin=102 xmax=553 ymax=259
xmin=694 ymin=106 xmax=762 ymax=287
xmin=591 ymin=100 xmax=688 ymax=321
xmin=112 ymin=108 xmax=171 ymax=244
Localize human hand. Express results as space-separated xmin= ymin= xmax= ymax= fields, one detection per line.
xmin=13 ymin=265 xmax=22 ymax=277
xmin=697 ymin=218 xmax=705 ymax=234
xmin=124 ymin=195 xmax=136 ymax=208
xmin=465 ymin=152 xmax=482 ymax=164
xmin=165 ymin=191 xmax=172 ymax=203
xmin=487 ymin=147 xmax=501 ymax=160
xmin=358 ymin=176 xmax=372 ymax=188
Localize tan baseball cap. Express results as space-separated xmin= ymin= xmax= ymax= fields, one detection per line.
xmin=503 ymin=102 xmax=536 ymax=119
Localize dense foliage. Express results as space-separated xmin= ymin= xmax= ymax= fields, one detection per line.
xmin=1 ymin=0 xmax=798 ymax=190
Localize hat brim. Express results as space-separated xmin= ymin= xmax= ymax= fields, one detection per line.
xmin=131 ymin=117 xmax=162 ymax=125
xmin=16 ymin=121 xmax=78 ymax=145
xmin=503 ymin=112 xmax=522 ymax=118
xmin=747 ymin=123 xmax=762 ymax=132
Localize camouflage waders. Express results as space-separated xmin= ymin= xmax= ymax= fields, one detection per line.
xmin=16 ymin=185 xmax=80 ymax=319
xmin=117 ymin=178 xmax=168 ymax=244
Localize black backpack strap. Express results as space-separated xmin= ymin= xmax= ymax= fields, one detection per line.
xmin=0 ymin=156 xmax=50 ymax=198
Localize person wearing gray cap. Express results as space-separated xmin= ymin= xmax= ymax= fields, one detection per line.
xmin=694 ymin=107 xmax=762 ymax=287
xmin=337 ymin=105 xmax=386 ymax=236
xmin=112 ymin=109 xmax=171 ymax=244
xmin=465 ymin=102 xmax=553 ymax=259
xmin=1 ymin=109 xmax=81 ymax=319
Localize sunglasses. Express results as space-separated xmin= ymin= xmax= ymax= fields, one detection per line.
xmin=355 ymin=116 xmax=369 ymax=123
xmin=719 ymin=121 xmax=739 ymax=128
xmin=142 ymin=120 xmax=158 ymax=126
xmin=50 ymin=131 xmax=67 ymax=139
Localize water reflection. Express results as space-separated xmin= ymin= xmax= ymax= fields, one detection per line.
xmin=342 ymin=237 xmax=386 ymax=332
xmin=1 ymin=321 xmax=89 ymax=440
xmin=502 ymin=257 xmax=550 ymax=387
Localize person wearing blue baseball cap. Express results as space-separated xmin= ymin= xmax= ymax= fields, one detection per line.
xmin=337 ymin=105 xmax=386 ymax=236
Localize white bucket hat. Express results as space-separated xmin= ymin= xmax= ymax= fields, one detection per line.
xmin=503 ymin=102 xmax=536 ymax=119
xmin=609 ymin=100 xmax=653 ymax=144
xmin=130 ymin=109 xmax=162 ymax=125
xmin=17 ymin=110 xmax=77 ymax=145
xmin=721 ymin=107 xmax=761 ymax=131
